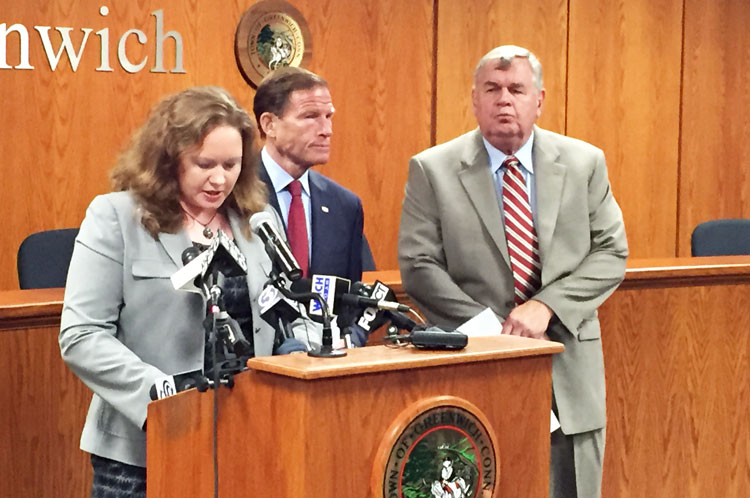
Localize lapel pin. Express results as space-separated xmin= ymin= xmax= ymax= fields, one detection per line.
xmin=321 ymin=205 xmax=329 ymax=213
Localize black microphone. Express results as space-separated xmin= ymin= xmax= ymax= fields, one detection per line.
xmin=282 ymin=276 xmax=347 ymax=358
xmin=249 ymin=212 xmax=302 ymax=281
xmin=213 ymin=311 xmax=253 ymax=357
xmin=182 ymin=246 xmax=201 ymax=265
xmin=170 ymin=231 xmax=247 ymax=292
xmin=392 ymin=326 xmax=468 ymax=350
xmin=352 ymin=281 xmax=396 ymax=334
xmin=258 ymin=284 xmax=301 ymax=344
xmin=289 ymin=275 xmax=351 ymax=318
xmin=149 ymin=369 xmax=206 ymax=400
xmin=340 ymin=293 xmax=411 ymax=313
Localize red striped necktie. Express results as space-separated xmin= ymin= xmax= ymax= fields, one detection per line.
xmin=501 ymin=156 xmax=542 ymax=305
xmin=287 ymin=179 xmax=309 ymax=277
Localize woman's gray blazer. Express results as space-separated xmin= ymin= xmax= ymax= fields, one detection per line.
xmin=59 ymin=191 xmax=291 ymax=467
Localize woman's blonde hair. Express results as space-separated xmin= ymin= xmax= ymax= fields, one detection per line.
xmin=110 ymin=86 xmax=265 ymax=238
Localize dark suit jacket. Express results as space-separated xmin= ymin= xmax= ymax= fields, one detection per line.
xmin=259 ymin=161 xmax=364 ymax=283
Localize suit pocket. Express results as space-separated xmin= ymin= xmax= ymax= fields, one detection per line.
xmin=131 ymin=258 xmax=175 ymax=279
xmin=577 ymin=316 xmax=601 ymax=341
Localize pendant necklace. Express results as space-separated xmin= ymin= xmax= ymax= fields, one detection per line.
xmin=182 ymin=208 xmax=218 ymax=239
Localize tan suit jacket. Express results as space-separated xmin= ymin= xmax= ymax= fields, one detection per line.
xmin=398 ymin=126 xmax=628 ymax=435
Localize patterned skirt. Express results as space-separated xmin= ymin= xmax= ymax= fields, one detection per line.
xmin=90 ymin=454 xmax=147 ymax=498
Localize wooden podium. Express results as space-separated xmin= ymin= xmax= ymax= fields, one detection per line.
xmin=147 ymin=335 xmax=563 ymax=497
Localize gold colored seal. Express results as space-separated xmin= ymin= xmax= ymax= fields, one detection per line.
xmin=234 ymin=0 xmax=312 ymax=87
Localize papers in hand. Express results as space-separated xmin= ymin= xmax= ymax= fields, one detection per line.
xmin=456 ymin=307 xmax=503 ymax=337
xmin=458 ymin=307 xmax=561 ymax=433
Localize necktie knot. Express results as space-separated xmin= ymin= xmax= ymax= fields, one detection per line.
xmin=502 ymin=156 xmax=521 ymax=174
xmin=288 ymin=179 xmax=302 ymax=197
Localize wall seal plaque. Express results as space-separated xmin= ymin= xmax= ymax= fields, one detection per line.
xmin=234 ymin=0 xmax=312 ymax=88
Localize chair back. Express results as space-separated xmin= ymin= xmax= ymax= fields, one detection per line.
xmin=690 ymin=219 xmax=750 ymax=256
xmin=17 ymin=228 xmax=79 ymax=289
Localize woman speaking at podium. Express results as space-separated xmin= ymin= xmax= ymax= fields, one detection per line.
xmin=59 ymin=86 xmax=305 ymax=497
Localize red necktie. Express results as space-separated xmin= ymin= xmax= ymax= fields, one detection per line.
xmin=502 ymin=156 xmax=542 ymax=305
xmin=287 ymin=180 xmax=309 ymax=277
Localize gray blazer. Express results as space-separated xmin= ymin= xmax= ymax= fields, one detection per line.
xmin=59 ymin=191 xmax=293 ymax=467
xmin=398 ymin=127 xmax=628 ymax=435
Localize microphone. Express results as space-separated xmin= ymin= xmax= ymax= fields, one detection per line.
xmin=212 ymin=311 xmax=253 ymax=357
xmin=284 ymin=276 xmax=347 ymax=358
xmin=289 ymin=275 xmax=351 ymax=318
xmin=170 ymin=230 xmax=248 ymax=291
xmin=390 ymin=326 xmax=468 ymax=350
xmin=149 ymin=369 xmax=205 ymax=400
xmin=340 ymin=293 xmax=411 ymax=313
xmin=352 ymin=281 xmax=396 ymax=334
xmin=250 ymin=212 xmax=302 ymax=281
xmin=258 ymin=284 xmax=301 ymax=343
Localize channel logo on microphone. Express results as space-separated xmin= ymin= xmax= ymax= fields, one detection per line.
xmin=310 ymin=275 xmax=333 ymax=315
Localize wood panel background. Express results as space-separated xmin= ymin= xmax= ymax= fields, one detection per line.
xmin=0 ymin=0 xmax=433 ymax=290
xmin=679 ymin=0 xmax=750 ymax=256
xmin=2 ymin=0 xmax=750 ymax=287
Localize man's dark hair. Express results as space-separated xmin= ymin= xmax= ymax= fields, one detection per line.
xmin=253 ymin=66 xmax=328 ymax=137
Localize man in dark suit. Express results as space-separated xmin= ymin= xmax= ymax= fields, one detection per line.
xmin=253 ymin=67 xmax=364 ymax=284
xmin=398 ymin=45 xmax=628 ymax=498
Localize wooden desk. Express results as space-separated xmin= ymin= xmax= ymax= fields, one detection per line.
xmin=3 ymin=257 xmax=749 ymax=497
xmin=0 ymin=288 xmax=92 ymax=497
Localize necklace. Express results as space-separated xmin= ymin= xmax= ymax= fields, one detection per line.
xmin=182 ymin=207 xmax=218 ymax=239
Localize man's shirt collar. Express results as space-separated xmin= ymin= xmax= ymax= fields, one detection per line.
xmin=261 ymin=146 xmax=311 ymax=195
xmin=483 ymin=131 xmax=535 ymax=176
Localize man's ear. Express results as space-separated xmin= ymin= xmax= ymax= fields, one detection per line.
xmin=259 ymin=112 xmax=276 ymax=139
xmin=536 ymin=88 xmax=546 ymax=117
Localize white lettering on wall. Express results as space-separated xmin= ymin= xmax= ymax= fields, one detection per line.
xmin=95 ymin=5 xmax=112 ymax=72
xmin=35 ymin=26 xmax=92 ymax=71
xmin=0 ymin=6 xmax=186 ymax=74
xmin=0 ymin=23 xmax=34 ymax=69
xmin=118 ymin=28 xmax=148 ymax=73
xmin=151 ymin=9 xmax=184 ymax=73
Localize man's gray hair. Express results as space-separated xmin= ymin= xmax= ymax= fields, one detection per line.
xmin=474 ymin=45 xmax=544 ymax=92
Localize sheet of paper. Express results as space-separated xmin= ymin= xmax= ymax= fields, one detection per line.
xmin=456 ymin=307 xmax=503 ymax=337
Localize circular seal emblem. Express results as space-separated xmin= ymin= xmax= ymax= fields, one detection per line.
xmin=234 ymin=0 xmax=312 ymax=88
xmin=381 ymin=402 xmax=498 ymax=498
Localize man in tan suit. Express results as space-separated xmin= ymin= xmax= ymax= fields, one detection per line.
xmin=398 ymin=45 xmax=628 ymax=497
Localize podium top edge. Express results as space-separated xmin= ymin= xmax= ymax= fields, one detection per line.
xmin=246 ymin=335 xmax=563 ymax=380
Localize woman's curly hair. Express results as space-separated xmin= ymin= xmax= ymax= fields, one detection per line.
xmin=110 ymin=86 xmax=266 ymax=239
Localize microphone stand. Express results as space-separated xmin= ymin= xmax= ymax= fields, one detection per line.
xmin=198 ymin=271 xmax=238 ymax=390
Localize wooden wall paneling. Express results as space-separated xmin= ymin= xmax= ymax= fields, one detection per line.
xmin=0 ymin=0 xmax=434 ymax=290
xmin=599 ymin=280 xmax=750 ymax=497
xmin=567 ymin=0 xmax=683 ymax=258
xmin=1 ymin=1 xmax=243 ymax=290
xmin=679 ymin=0 xmax=750 ymax=256
xmin=435 ymin=0 xmax=568 ymax=145
xmin=290 ymin=0 xmax=435 ymax=271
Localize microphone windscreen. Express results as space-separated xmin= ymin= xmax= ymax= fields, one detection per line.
xmin=249 ymin=211 xmax=275 ymax=233
xmin=181 ymin=246 xmax=201 ymax=265
xmin=290 ymin=278 xmax=312 ymax=295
